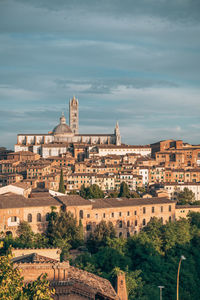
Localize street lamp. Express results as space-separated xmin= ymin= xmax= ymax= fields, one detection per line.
xmin=158 ymin=286 xmax=164 ymax=300
xmin=177 ymin=255 xmax=186 ymax=300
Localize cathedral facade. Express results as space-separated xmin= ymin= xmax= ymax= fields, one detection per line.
xmin=15 ymin=97 xmax=121 ymax=158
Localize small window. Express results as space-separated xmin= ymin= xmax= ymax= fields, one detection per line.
xmin=46 ymin=213 xmax=50 ymax=221
xmin=161 ymin=206 xmax=163 ymax=213
xmin=119 ymin=232 xmax=123 ymax=237
xmin=134 ymin=210 xmax=137 ymax=215
xmin=27 ymin=214 xmax=32 ymax=223
xmin=119 ymin=220 xmax=123 ymax=228
xmin=127 ymin=232 xmax=130 ymax=238
xmin=86 ymin=224 xmax=91 ymax=231
xmin=161 ymin=217 xmax=163 ymax=224
xmin=95 ymin=214 xmax=98 ymax=219
xmin=119 ymin=212 xmax=122 ymax=217
xmin=127 ymin=211 xmax=130 ymax=216
xmin=37 ymin=213 xmax=41 ymax=222
xmin=127 ymin=220 xmax=130 ymax=227
xmin=135 ymin=220 xmax=137 ymax=226
xmin=111 ymin=212 xmax=114 ymax=217
xmin=152 ymin=207 xmax=155 ymax=213
xmin=87 ymin=214 xmax=90 ymax=218
xmin=169 ymin=216 xmax=172 ymax=222
xmin=103 ymin=213 xmax=106 ymax=218
xmin=79 ymin=210 xmax=83 ymax=219
xmin=143 ymin=219 xmax=146 ymax=226
xmin=169 ymin=205 xmax=171 ymax=212
xmin=143 ymin=207 xmax=146 ymax=214
xmin=11 ymin=216 xmax=17 ymax=222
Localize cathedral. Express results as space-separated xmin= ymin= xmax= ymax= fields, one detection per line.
xmin=15 ymin=96 xmax=121 ymax=158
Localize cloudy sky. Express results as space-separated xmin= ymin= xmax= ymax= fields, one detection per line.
xmin=0 ymin=0 xmax=200 ymax=149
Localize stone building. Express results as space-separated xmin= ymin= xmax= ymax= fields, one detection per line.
xmin=13 ymin=250 xmax=122 ymax=300
xmin=15 ymin=96 xmax=121 ymax=158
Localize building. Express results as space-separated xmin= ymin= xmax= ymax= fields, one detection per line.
xmin=164 ymin=182 xmax=200 ymax=201
xmin=13 ymin=249 xmax=122 ymax=300
xmin=15 ymin=96 xmax=121 ymax=158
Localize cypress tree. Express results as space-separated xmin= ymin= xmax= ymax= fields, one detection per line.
xmin=58 ymin=169 xmax=65 ymax=194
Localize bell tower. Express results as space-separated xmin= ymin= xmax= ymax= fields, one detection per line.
xmin=69 ymin=96 xmax=79 ymax=134
xmin=115 ymin=121 xmax=121 ymax=146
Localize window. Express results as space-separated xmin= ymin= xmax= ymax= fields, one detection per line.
xmin=87 ymin=214 xmax=90 ymax=218
xmin=161 ymin=217 xmax=163 ymax=224
xmin=37 ymin=213 xmax=41 ymax=222
xmin=86 ymin=224 xmax=91 ymax=231
xmin=127 ymin=232 xmax=130 ymax=238
xmin=46 ymin=213 xmax=50 ymax=221
xmin=119 ymin=232 xmax=123 ymax=237
xmin=27 ymin=214 xmax=32 ymax=223
xmin=169 ymin=216 xmax=172 ymax=222
xmin=79 ymin=210 xmax=83 ymax=219
xmin=103 ymin=213 xmax=106 ymax=218
xmin=169 ymin=205 xmax=171 ymax=212
xmin=152 ymin=207 xmax=155 ymax=213
xmin=127 ymin=220 xmax=130 ymax=227
xmin=127 ymin=211 xmax=130 ymax=216
xmin=134 ymin=210 xmax=137 ymax=215
xmin=119 ymin=212 xmax=122 ymax=217
xmin=11 ymin=216 xmax=17 ymax=222
xmin=119 ymin=221 xmax=122 ymax=228
xmin=161 ymin=206 xmax=163 ymax=213
xmin=143 ymin=207 xmax=146 ymax=214
xmin=143 ymin=219 xmax=146 ymax=226
xmin=135 ymin=220 xmax=137 ymax=226
xmin=111 ymin=212 xmax=114 ymax=217
xmin=95 ymin=214 xmax=98 ymax=219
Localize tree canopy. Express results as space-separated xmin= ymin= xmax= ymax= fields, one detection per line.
xmin=80 ymin=184 xmax=104 ymax=199
xmin=177 ymin=187 xmax=195 ymax=205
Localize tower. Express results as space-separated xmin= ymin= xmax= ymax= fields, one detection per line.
xmin=69 ymin=96 xmax=79 ymax=134
xmin=115 ymin=121 xmax=121 ymax=146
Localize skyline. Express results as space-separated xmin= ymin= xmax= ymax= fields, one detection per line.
xmin=1 ymin=0 xmax=200 ymax=149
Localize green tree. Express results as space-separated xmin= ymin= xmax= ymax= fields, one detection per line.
xmin=58 ymin=169 xmax=65 ymax=194
xmin=16 ymin=221 xmax=34 ymax=247
xmin=118 ymin=182 xmax=130 ymax=198
xmin=177 ymin=187 xmax=195 ymax=205
xmin=46 ymin=210 xmax=84 ymax=249
xmin=188 ymin=211 xmax=200 ymax=228
xmin=80 ymin=184 xmax=104 ymax=199
xmin=87 ymin=220 xmax=116 ymax=253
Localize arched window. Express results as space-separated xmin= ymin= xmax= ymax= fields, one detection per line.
xmin=143 ymin=219 xmax=146 ymax=226
xmin=37 ymin=213 xmax=41 ymax=222
xmin=79 ymin=210 xmax=83 ymax=219
xmin=27 ymin=214 xmax=32 ymax=223
xmin=46 ymin=213 xmax=50 ymax=221
xmin=119 ymin=220 xmax=122 ymax=228
xmin=127 ymin=220 xmax=130 ymax=227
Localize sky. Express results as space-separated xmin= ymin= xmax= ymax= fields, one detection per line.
xmin=0 ymin=0 xmax=200 ymax=149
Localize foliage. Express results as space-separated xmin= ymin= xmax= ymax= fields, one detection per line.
xmin=177 ymin=187 xmax=195 ymax=205
xmin=118 ymin=182 xmax=130 ymax=198
xmin=58 ymin=169 xmax=65 ymax=194
xmin=80 ymin=184 xmax=104 ymax=199
xmin=46 ymin=209 xmax=84 ymax=251
xmin=0 ymin=255 xmax=54 ymax=299
xmin=87 ymin=220 xmax=116 ymax=253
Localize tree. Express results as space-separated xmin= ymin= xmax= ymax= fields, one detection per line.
xmin=118 ymin=182 xmax=130 ymax=198
xmin=16 ymin=221 xmax=34 ymax=247
xmin=177 ymin=187 xmax=195 ymax=205
xmin=0 ymin=254 xmax=54 ymax=299
xmin=46 ymin=210 xmax=84 ymax=249
xmin=58 ymin=169 xmax=65 ymax=194
xmin=80 ymin=184 xmax=104 ymax=199
xmin=87 ymin=220 xmax=116 ymax=253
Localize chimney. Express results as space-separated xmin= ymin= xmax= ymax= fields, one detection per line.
xmin=116 ymin=272 xmax=128 ymax=300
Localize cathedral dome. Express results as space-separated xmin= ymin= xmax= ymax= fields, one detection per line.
xmin=53 ymin=113 xmax=73 ymax=135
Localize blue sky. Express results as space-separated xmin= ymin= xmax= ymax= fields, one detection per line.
xmin=0 ymin=0 xmax=200 ymax=149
